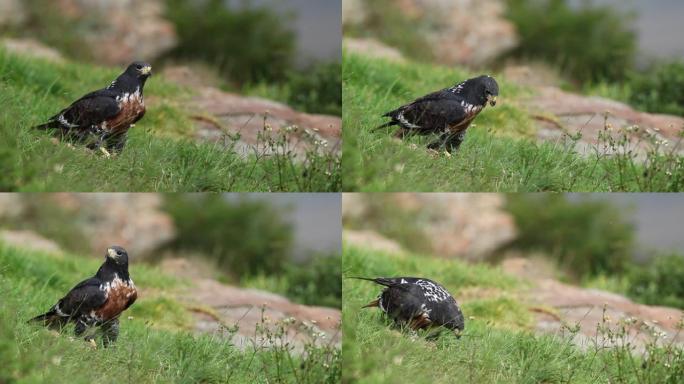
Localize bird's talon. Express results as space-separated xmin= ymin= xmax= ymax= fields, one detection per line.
xmin=99 ymin=147 xmax=112 ymax=157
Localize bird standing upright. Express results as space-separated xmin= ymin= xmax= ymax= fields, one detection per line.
xmin=35 ymin=61 xmax=152 ymax=156
xmin=353 ymin=276 xmax=464 ymax=337
xmin=29 ymin=246 xmax=137 ymax=347
xmin=378 ymin=75 xmax=499 ymax=153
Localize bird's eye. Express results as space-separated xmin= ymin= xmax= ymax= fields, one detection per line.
xmin=136 ymin=64 xmax=142 ymax=70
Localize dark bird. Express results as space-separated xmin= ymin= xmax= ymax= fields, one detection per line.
xmin=353 ymin=276 xmax=464 ymax=337
xmin=377 ymin=75 xmax=499 ymax=152
xmin=35 ymin=61 xmax=152 ymax=156
xmin=29 ymin=246 xmax=137 ymax=347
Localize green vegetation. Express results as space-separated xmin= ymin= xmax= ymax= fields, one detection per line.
xmin=627 ymin=253 xmax=684 ymax=310
xmin=165 ymin=0 xmax=295 ymax=85
xmin=245 ymin=253 xmax=342 ymax=309
xmin=165 ymin=0 xmax=341 ymax=116
xmin=163 ymin=194 xmax=293 ymax=279
xmin=588 ymin=60 xmax=684 ymax=117
xmin=503 ymin=194 xmax=684 ymax=310
xmin=0 ymin=243 xmax=340 ymax=383
xmin=504 ymin=0 xmax=636 ymax=83
xmin=342 ymin=53 xmax=684 ymax=192
xmin=504 ymin=194 xmax=635 ymax=278
xmin=343 ymin=245 xmax=684 ymax=383
xmin=0 ymin=49 xmax=340 ymax=192
xmin=247 ymin=61 xmax=343 ymax=117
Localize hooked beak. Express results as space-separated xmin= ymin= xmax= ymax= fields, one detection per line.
xmin=487 ymin=95 xmax=497 ymax=107
xmin=140 ymin=65 xmax=152 ymax=76
xmin=107 ymin=248 xmax=119 ymax=260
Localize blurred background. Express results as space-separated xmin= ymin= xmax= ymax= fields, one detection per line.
xmin=343 ymin=0 xmax=684 ymax=117
xmin=343 ymin=193 xmax=684 ymax=310
xmin=0 ymin=0 xmax=341 ymax=116
xmin=0 ymin=193 xmax=341 ymax=309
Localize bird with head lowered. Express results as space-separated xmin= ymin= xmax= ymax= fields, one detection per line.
xmin=352 ymin=276 xmax=464 ymax=339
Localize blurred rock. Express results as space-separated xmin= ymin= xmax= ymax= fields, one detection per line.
xmin=523 ymin=86 xmax=684 ymax=158
xmin=0 ymin=0 xmax=25 ymax=26
xmin=1 ymin=0 xmax=176 ymax=65
xmin=48 ymin=194 xmax=175 ymax=257
xmin=1 ymin=38 xmax=65 ymax=62
xmin=163 ymin=66 xmax=341 ymax=159
xmin=182 ymin=277 xmax=341 ymax=352
xmin=343 ymin=0 xmax=517 ymax=66
xmin=524 ymin=276 xmax=684 ymax=353
xmin=404 ymin=0 xmax=517 ymax=65
xmin=0 ymin=194 xmax=24 ymax=219
xmin=342 ymin=193 xmax=516 ymax=261
xmin=343 ymin=37 xmax=406 ymax=62
xmin=343 ymin=229 xmax=405 ymax=255
xmin=0 ymin=230 xmax=63 ymax=254
xmin=0 ymin=194 xmax=174 ymax=258
xmin=342 ymin=0 xmax=367 ymax=26
xmin=60 ymin=0 xmax=176 ymax=64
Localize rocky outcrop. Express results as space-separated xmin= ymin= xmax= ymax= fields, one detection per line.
xmin=0 ymin=230 xmax=63 ymax=254
xmin=0 ymin=0 xmax=25 ymax=26
xmin=0 ymin=194 xmax=175 ymax=258
xmin=343 ymin=38 xmax=406 ymax=63
xmin=342 ymin=193 xmax=516 ymax=261
xmin=343 ymin=229 xmax=405 ymax=255
xmin=1 ymin=38 xmax=65 ymax=62
xmin=343 ymin=0 xmax=517 ymax=66
xmin=502 ymin=258 xmax=684 ymax=353
xmin=160 ymin=258 xmax=341 ymax=352
xmin=0 ymin=0 xmax=176 ymax=65
xmin=162 ymin=66 xmax=341 ymax=159
xmin=522 ymin=86 xmax=684 ymax=158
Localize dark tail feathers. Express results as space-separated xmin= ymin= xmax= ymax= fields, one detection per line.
xmin=27 ymin=309 xmax=61 ymax=326
xmin=373 ymin=120 xmax=397 ymax=131
xmin=33 ymin=121 xmax=55 ymax=130
xmin=347 ymin=276 xmax=396 ymax=287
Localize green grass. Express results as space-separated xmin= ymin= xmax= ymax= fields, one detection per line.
xmin=0 ymin=49 xmax=340 ymax=192
xmin=0 ymin=243 xmax=340 ymax=383
xmin=342 ymin=245 xmax=684 ymax=383
xmin=342 ymin=53 xmax=684 ymax=192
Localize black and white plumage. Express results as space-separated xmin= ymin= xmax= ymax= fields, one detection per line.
xmin=377 ymin=75 xmax=499 ymax=152
xmin=29 ymin=246 xmax=138 ymax=347
xmin=35 ymin=61 xmax=152 ymax=155
xmin=354 ymin=276 xmax=464 ymax=335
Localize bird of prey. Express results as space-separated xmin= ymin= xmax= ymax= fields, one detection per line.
xmin=35 ymin=61 xmax=152 ymax=156
xmin=377 ymin=75 xmax=499 ymax=152
xmin=353 ymin=276 xmax=464 ymax=337
xmin=29 ymin=246 xmax=137 ymax=347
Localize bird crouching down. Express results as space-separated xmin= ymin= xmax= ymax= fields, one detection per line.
xmin=377 ymin=75 xmax=499 ymax=153
xmin=29 ymin=246 xmax=137 ymax=348
xmin=353 ymin=276 xmax=464 ymax=338
xmin=34 ymin=61 xmax=152 ymax=156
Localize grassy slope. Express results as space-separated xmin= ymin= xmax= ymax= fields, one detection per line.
xmin=342 ymin=53 xmax=683 ymax=192
xmin=0 ymin=244 xmax=340 ymax=383
xmin=0 ymin=50 xmax=340 ymax=192
xmin=342 ymin=246 xmax=682 ymax=384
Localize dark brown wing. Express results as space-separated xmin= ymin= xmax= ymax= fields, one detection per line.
xmin=37 ymin=90 xmax=121 ymax=131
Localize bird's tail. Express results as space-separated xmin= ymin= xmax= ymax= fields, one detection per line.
xmin=28 ymin=308 xmax=65 ymax=328
xmin=372 ymin=120 xmax=397 ymax=131
xmin=33 ymin=121 xmax=55 ymax=130
xmin=347 ymin=276 xmax=396 ymax=287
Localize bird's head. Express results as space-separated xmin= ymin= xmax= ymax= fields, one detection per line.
xmin=474 ymin=75 xmax=499 ymax=107
xmin=125 ymin=61 xmax=152 ymax=79
xmin=106 ymin=246 xmax=129 ymax=266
